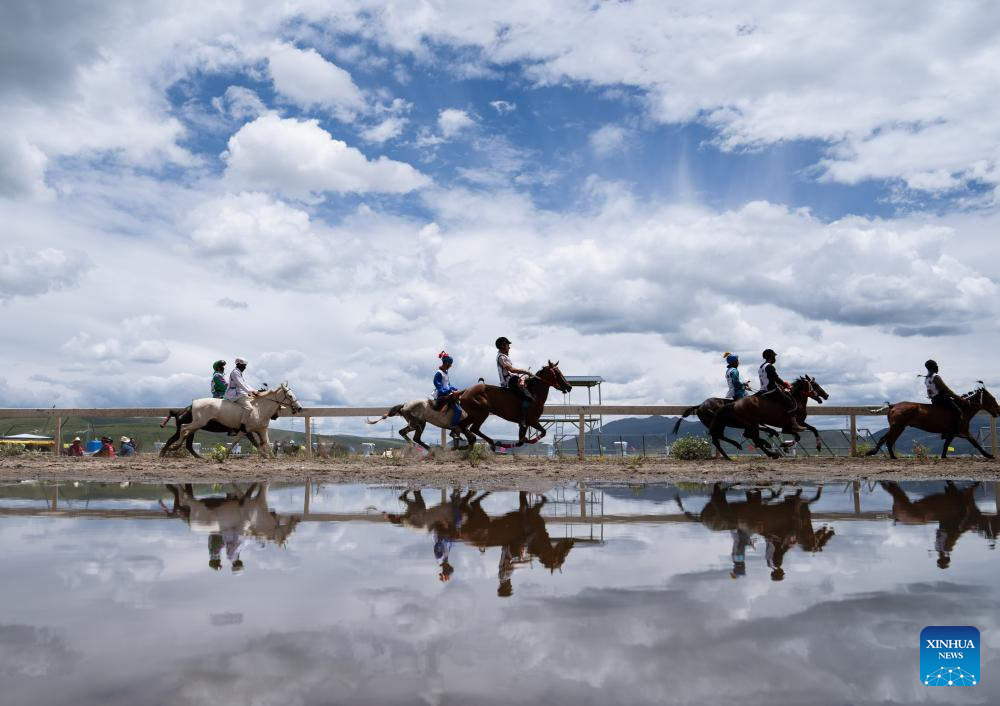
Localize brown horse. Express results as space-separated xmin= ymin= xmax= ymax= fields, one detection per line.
xmin=880 ymin=481 xmax=990 ymax=568
xmin=867 ymin=385 xmax=1000 ymax=459
xmin=673 ymin=378 xmax=830 ymax=454
xmin=458 ymin=360 xmax=572 ymax=450
xmin=677 ymin=483 xmax=833 ymax=581
xmin=707 ymin=376 xmax=826 ymax=460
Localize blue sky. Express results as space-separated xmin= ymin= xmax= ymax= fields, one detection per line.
xmin=2 ymin=0 xmax=1000 ymax=432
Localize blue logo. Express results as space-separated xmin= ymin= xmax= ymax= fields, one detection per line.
xmin=920 ymin=626 xmax=980 ymax=686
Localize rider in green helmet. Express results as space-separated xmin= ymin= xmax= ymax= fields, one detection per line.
xmin=211 ymin=360 xmax=227 ymax=399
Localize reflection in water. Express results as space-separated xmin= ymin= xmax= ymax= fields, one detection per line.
xmin=677 ymin=483 xmax=835 ymax=581
xmin=881 ymin=481 xmax=1000 ymax=569
xmin=162 ymin=482 xmax=299 ymax=573
xmin=2 ymin=479 xmax=1000 ymax=704
xmin=384 ymin=489 xmax=575 ymax=595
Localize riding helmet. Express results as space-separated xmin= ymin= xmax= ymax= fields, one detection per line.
xmin=925 ymin=359 xmax=938 ymax=372
xmin=495 ymin=337 xmax=511 ymax=349
xmin=762 ymin=348 xmax=776 ymax=359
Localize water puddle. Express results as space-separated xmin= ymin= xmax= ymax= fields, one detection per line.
xmin=1 ymin=479 xmax=997 ymax=704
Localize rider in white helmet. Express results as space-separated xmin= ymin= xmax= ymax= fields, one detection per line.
xmin=224 ymin=356 xmax=256 ymax=432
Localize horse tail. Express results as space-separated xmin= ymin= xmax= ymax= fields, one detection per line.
xmin=869 ymin=401 xmax=893 ymax=414
xmin=366 ymin=403 xmax=405 ymax=425
xmin=160 ymin=408 xmax=179 ymax=428
xmin=673 ymin=406 xmax=699 ymax=435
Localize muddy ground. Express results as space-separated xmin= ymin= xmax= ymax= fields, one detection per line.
xmin=1 ymin=454 xmax=998 ymax=488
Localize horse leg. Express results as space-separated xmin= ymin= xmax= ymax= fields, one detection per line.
xmin=720 ymin=433 xmax=744 ymax=449
xmin=940 ymin=434 xmax=954 ymax=459
xmin=959 ymin=432 xmax=994 ymax=459
xmin=750 ymin=424 xmax=781 ymax=459
xmin=526 ymin=421 xmax=546 ymax=444
xmin=257 ymin=428 xmax=272 ymax=459
xmin=468 ymin=420 xmax=497 ymax=452
xmin=184 ymin=431 xmax=203 ymax=459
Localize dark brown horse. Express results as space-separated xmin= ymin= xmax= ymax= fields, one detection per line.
xmin=707 ymin=376 xmax=826 ymax=460
xmin=458 ymin=360 xmax=572 ymax=450
xmin=867 ymin=385 xmax=999 ymax=459
xmin=677 ymin=483 xmax=833 ymax=581
xmin=673 ymin=377 xmax=830 ymax=454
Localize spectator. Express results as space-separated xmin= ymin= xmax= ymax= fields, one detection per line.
xmin=68 ymin=437 xmax=85 ymax=457
xmin=119 ymin=436 xmax=136 ymax=456
xmin=95 ymin=436 xmax=117 ymax=458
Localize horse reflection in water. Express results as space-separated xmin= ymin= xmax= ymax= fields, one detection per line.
xmin=678 ymin=483 xmax=834 ymax=581
xmin=383 ymin=489 xmax=575 ymax=595
xmin=163 ymin=482 xmax=300 ymax=572
xmin=881 ymin=481 xmax=1000 ymax=569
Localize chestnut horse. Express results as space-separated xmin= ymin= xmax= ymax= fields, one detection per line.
xmin=707 ymin=376 xmax=826 ymax=460
xmin=458 ymin=360 xmax=572 ymax=450
xmin=866 ymin=385 xmax=999 ymax=459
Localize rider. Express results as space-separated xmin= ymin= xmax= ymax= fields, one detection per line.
xmin=723 ymin=352 xmax=749 ymax=400
xmin=433 ymin=351 xmax=463 ymax=432
xmin=211 ymin=360 xmax=227 ymax=399
xmin=496 ymin=337 xmax=534 ymax=423
xmin=757 ymin=349 xmax=807 ymax=432
xmin=925 ymin=359 xmax=964 ymax=434
xmin=224 ymin=356 xmax=256 ymax=432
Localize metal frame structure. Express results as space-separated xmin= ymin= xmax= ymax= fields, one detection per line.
xmin=538 ymin=375 xmax=604 ymax=454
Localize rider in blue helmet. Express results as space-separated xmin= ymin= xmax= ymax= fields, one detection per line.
xmin=433 ymin=351 xmax=463 ymax=432
xmin=723 ymin=352 xmax=749 ymax=400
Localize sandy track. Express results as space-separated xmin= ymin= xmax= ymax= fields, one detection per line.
xmin=2 ymin=454 xmax=998 ymax=487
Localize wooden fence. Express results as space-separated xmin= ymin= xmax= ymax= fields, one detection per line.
xmin=4 ymin=404 xmax=995 ymax=459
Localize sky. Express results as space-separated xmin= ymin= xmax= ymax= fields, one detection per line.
xmin=2 ymin=1 xmax=1000 ymax=435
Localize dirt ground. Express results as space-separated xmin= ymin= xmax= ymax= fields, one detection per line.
xmin=2 ymin=453 xmax=998 ymax=488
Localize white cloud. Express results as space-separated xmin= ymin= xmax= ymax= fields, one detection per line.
xmin=222 ymin=115 xmax=430 ymax=199
xmin=211 ymin=86 xmax=269 ymax=121
xmin=589 ymin=124 xmax=628 ymax=158
xmin=217 ymin=297 xmax=248 ymax=310
xmin=0 ymin=248 xmax=86 ymax=301
xmin=438 ymin=108 xmax=476 ymax=139
xmin=267 ymin=43 xmax=365 ymax=118
xmin=62 ymin=315 xmax=170 ymax=366
xmin=0 ymin=136 xmax=53 ymax=200
xmin=489 ymin=100 xmax=516 ymax=115
xmin=361 ymin=116 xmax=407 ymax=143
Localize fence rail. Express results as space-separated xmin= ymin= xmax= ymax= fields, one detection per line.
xmin=1 ymin=405 xmax=996 ymax=460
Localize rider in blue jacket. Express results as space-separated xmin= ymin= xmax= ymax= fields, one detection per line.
xmin=433 ymin=351 xmax=463 ymax=430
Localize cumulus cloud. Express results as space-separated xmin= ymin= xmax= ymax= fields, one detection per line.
xmin=437 ymin=108 xmax=476 ymax=138
xmin=62 ymin=315 xmax=170 ymax=366
xmin=267 ymin=43 xmax=365 ymax=118
xmin=589 ymin=124 xmax=629 ymax=158
xmin=361 ymin=116 xmax=407 ymax=143
xmin=222 ymin=115 xmax=430 ymax=199
xmin=0 ymin=248 xmax=86 ymax=301
xmin=211 ymin=85 xmax=269 ymax=121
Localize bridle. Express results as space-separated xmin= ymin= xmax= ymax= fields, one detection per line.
xmin=532 ymin=365 xmax=571 ymax=394
xmin=260 ymin=386 xmax=302 ymax=414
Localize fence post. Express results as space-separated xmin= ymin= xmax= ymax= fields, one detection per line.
xmin=303 ymin=416 xmax=312 ymax=459
xmin=441 ymin=427 xmax=447 ymax=450
xmin=849 ymin=415 xmax=857 ymax=456
xmin=304 ymin=478 xmax=311 ymax=515
xmin=852 ymin=480 xmax=861 ymax=514
xmin=578 ymin=412 xmax=586 ymax=459
xmin=991 ymin=416 xmax=997 ymax=459
xmin=54 ymin=416 xmax=62 ymax=457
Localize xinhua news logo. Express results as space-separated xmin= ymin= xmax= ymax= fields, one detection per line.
xmin=920 ymin=626 xmax=980 ymax=686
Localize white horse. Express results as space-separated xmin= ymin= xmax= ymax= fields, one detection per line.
xmin=177 ymin=382 xmax=302 ymax=459
xmin=367 ymin=397 xmax=476 ymax=450
xmin=164 ymin=482 xmax=300 ymax=549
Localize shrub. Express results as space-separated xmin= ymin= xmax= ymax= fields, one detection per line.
xmin=670 ymin=435 xmax=712 ymax=460
xmin=912 ymin=442 xmax=928 ymax=460
xmin=209 ymin=444 xmax=229 ymax=463
xmin=851 ymin=442 xmax=872 ymax=458
xmin=0 ymin=443 xmax=27 ymax=457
